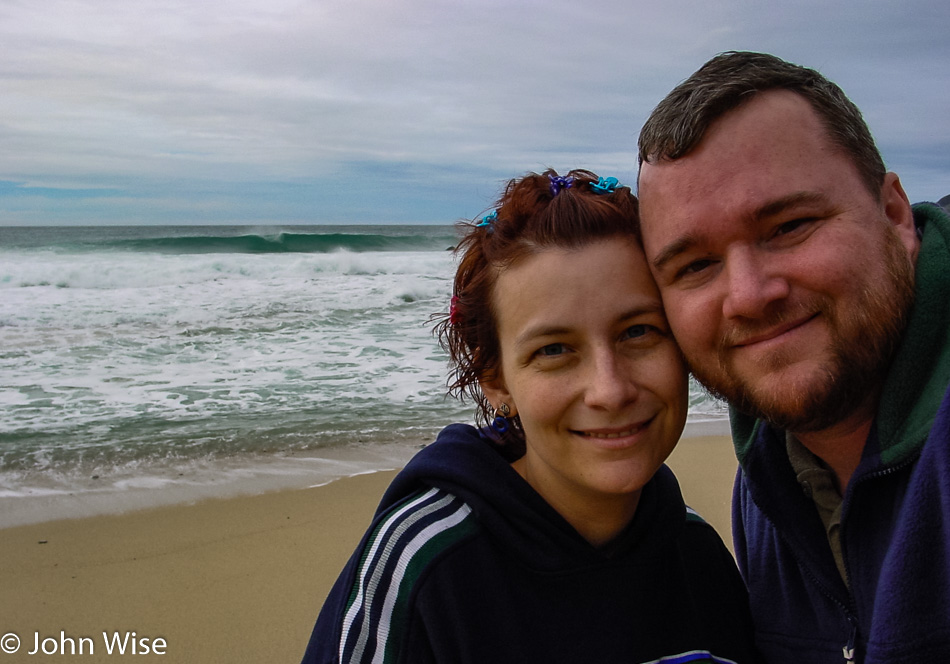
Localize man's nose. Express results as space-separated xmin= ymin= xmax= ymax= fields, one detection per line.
xmin=721 ymin=247 xmax=790 ymax=320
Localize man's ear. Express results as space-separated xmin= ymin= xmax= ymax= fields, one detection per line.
xmin=881 ymin=172 xmax=919 ymax=263
xmin=478 ymin=371 xmax=516 ymax=416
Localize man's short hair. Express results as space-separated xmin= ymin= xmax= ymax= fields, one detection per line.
xmin=638 ymin=51 xmax=886 ymax=198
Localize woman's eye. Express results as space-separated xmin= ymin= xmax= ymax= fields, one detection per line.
xmin=623 ymin=324 xmax=652 ymax=340
xmin=537 ymin=343 xmax=567 ymax=357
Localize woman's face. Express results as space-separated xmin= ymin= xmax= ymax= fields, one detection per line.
xmin=482 ymin=237 xmax=687 ymax=515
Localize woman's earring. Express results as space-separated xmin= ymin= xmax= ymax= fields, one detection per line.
xmin=491 ymin=403 xmax=511 ymax=434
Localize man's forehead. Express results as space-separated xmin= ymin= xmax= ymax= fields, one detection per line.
xmin=638 ymin=90 xmax=826 ymax=180
xmin=636 ymin=92 xmax=836 ymax=221
xmin=636 ymin=158 xmax=722 ymax=239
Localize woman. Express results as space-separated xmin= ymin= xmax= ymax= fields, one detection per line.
xmin=301 ymin=170 xmax=758 ymax=663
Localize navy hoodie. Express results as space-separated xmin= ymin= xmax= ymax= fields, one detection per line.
xmin=302 ymin=423 xmax=759 ymax=663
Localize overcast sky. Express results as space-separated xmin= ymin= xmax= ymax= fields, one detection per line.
xmin=2 ymin=0 xmax=948 ymax=225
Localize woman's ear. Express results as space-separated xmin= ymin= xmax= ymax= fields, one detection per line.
xmin=479 ymin=372 xmax=515 ymax=415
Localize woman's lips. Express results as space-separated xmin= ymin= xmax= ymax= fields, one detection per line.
xmin=572 ymin=419 xmax=652 ymax=440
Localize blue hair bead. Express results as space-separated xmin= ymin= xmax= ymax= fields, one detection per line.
xmin=549 ymin=174 xmax=574 ymax=196
xmin=590 ymin=176 xmax=620 ymax=195
xmin=476 ymin=210 xmax=498 ymax=234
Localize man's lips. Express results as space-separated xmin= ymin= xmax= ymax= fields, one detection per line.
xmin=730 ymin=313 xmax=818 ymax=348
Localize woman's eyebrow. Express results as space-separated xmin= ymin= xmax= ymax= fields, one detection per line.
xmin=514 ymin=304 xmax=664 ymax=346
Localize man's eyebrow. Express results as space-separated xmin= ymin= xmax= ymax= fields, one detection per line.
xmin=652 ymin=236 xmax=697 ymax=273
xmin=752 ymin=191 xmax=827 ymax=222
xmin=651 ymin=191 xmax=829 ymax=273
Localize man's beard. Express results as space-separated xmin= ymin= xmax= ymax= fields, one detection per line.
xmin=691 ymin=226 xmax=916 ymax=433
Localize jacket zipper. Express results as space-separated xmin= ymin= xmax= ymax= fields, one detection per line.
xmin=749 ymin=469 xmax=860 ymax=661
xmin=843 ymin=621 xmax=857 ymax=662
xmin=836 ymin=451 xmax=919 ymax=663
xmin=790 ymin=549 xmax=859 ymax=663
xmin=745 ymin=428 xmax=922 ymax=663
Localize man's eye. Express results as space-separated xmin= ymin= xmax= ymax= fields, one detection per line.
xmin=680 ymin=258 xmax=714 ymax=277
xmin=775 ymin=218 xmax=815 ymax=236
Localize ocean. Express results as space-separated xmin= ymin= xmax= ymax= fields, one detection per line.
xmin=0 ymin=225 xmax=727 ymax=526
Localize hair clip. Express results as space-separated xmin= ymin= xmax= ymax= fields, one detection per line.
xmin=590 ymin=176 xmax=620 ymax=195
xmin=449 ymin=295 xmax=463 ymax=326
xmin=549 ymin=174 xmax=574 ymax=196
xmin=476 ymin=210 xmax=497 ymax=234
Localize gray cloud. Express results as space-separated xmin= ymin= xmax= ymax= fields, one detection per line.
xmin=1 ymin=0 xmax=947 ymax=224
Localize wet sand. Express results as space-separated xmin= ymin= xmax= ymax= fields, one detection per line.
xmin=0 ymin=433 xmax=737 ymax=663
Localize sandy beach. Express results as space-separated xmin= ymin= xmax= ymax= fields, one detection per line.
xmin=0 ymin=433 xmax=737 ymax=663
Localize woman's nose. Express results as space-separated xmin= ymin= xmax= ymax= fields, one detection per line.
xmin=584 ymin=353 xmax=639 ymax=410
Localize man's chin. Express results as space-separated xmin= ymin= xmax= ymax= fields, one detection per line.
xmin=695 ymin=363 xmax=831 ymax=429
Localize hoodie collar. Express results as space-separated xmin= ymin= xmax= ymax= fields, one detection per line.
xmin=383 ymin=424 xmax=686 ymax=573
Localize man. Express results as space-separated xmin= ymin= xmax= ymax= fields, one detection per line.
xmin=636 ymin=51 xmax=950 ymax=663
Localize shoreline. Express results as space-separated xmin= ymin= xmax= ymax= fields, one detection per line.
xmin=0 ymin=418 xmax=731 ymax=529
xmin=0 ymin=440 xmax=421 ymax=529
xmin=0 ymin=428 xmax=737 ymax=663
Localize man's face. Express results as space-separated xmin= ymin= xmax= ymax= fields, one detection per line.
xmin=637 ymin=90 xmax=919 ymax=432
